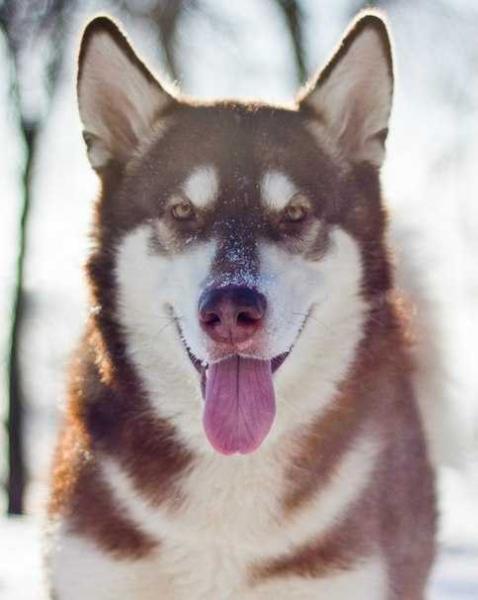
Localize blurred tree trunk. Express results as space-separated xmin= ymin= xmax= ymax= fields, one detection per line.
xmin=274 ymin=0 xmax=307 ymax=85
xmin=151 ymin=0 xmax=184 ymax=81
xmin=6 ymin=118 xmax=37 ymax=514
xmin=0 ymin=0 xmax=74 ymax=515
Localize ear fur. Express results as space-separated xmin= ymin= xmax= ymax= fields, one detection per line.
xmin=77 ymin=16 xmax=174 ymax=171
xmin=299 ymin=11 xmax=394 ymax=168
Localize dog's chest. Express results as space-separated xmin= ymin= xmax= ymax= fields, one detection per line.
xmin=165 ymin=452 xmax=286 ymax=543
xmin=102 ymin=423 xmax=383 ymax=597
xmin=109 ymin=451 xmax=289 ymax=597
xmin=54 ymin=424 xmax=389 ymax=599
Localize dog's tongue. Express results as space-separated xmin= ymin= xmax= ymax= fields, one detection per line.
xmin=203 ymin=356 xmax=275 ymax=455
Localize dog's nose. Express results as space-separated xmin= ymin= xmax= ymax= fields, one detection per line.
xmin=198 ymin=286 xmax=267 ymax=345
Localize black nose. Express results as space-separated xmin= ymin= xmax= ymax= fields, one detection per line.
xmin=198 ymin=286 xmax=267 ymax=345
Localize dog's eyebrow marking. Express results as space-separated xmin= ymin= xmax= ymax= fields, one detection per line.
xmin=182 ymin=166 xmax=218 ymax=208
xmin=261 ymin=170 xmax=298 ymax=211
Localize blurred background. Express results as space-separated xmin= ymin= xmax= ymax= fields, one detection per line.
xmin=0 ymin=0 xmax=477 ymax=597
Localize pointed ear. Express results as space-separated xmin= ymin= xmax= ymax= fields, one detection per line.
xmin=77 ymin=16 xmax=174 ymax=172
xmin=298 ymin=12 xmax=394 ymax=168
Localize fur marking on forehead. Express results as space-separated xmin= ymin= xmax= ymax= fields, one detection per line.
xmin=182 ymin=166 xmax=219 ymax=208
xmin=261 ymin=171 xmax=298 ymax=211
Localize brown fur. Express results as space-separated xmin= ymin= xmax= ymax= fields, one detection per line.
xmin=49 ymin=338 xmax=193 ymax=558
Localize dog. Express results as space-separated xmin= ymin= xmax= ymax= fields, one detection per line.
xmin=46 ymin=10 xmax=436 ymax=599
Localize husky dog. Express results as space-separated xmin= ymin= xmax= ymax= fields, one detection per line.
xmin=47 ymin=11 xmax=436 ymax=599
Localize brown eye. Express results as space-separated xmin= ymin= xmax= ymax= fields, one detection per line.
xmin=171 ymin=198 xmax=195 ymax=221
xmin=283 ymin=199 xmax=308 ymax=223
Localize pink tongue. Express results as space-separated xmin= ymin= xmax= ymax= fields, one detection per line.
xmin=203 ymin=356 xmax=276 ymax=455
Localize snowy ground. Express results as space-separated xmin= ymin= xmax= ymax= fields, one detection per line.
xmin=1 ymin=517 xmax=477 ymax=599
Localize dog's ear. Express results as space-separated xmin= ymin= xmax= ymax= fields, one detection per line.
xmin=77 ymin=16 xmax=174 ymax=172
xmin=298 ymin=12 xmax=393 ymax=168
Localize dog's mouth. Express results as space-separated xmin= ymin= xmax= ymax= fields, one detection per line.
xmin=175 ymin=313 xmax=309 ymax=456
xmin=186 ymin=349 xmax=289 ymax=385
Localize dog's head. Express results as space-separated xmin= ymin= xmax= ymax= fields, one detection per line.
xmin=78 ymin=13 xmax=394 ymax=455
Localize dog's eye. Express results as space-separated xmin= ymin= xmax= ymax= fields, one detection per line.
xmin=282 ymin=197 xmax=309 ymax=223
xmin=171 ymin=198 xmax=195 ymax=221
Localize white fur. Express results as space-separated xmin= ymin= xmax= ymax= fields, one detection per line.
xmin=244 ymin=557 xmax=387 ymax=599
xmin=261 ymin=171 xmax=298 ymax=211
xmin=260 ymin=228 xmax=367 ymax=438
xmin=114 ymin=226 xmax=213 ymax=449
xmin=114 ymin=225 xmax=366 ymax=452
xmin=78 ymin=30 xmax=169 ymax=168
xmin=183 ymin=166 xmax=219 ymax=208
xmin=51 ymin=527 xmax=386 ymax=600
xmin=303 ymin=21 xmax=392 ymax=166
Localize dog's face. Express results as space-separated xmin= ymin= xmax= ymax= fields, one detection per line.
xmin=78 ymin=14 xmax=393 ymax=455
